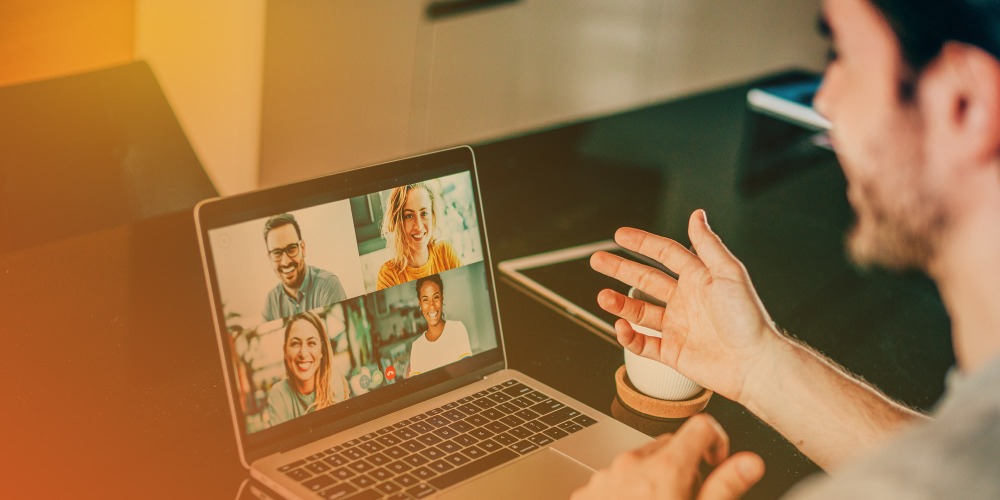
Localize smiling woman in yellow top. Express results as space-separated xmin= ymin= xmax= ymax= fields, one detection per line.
xmin=376 ymin=183 xmax=462 ymax=290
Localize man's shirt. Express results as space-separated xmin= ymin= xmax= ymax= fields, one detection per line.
xmin=262 ymin=265 xmax=346 ymax=322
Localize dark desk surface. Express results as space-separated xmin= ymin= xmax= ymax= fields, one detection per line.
xmin=0 ymin=78 xmax=953 ymax=499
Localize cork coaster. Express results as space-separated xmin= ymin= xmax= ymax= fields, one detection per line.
xmin=615 ymin=365 xmax=712 ymax=419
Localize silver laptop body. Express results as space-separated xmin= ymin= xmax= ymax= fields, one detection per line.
xmin=195 ymin=146 xmax=650 ymax=499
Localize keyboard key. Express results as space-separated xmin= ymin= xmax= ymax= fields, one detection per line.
xmin=428 ymin=449 xmax=519 ymax=490
xmin=366 ymin=452 xmax=390 ymax=466
xmin=319 ymin=483 xmax=357 ymax=499
xmin=443 ymin=401 xmax=459 ymax=409
xmin=384 ymin=446 xmax=408 ymax=460
xmin=279 ymin=459 xmax=307 ymax=472
xmin=468 ymin=428 xmax=494 ymax=440
xmin=473 ymin=391 xmax=489 ymax=398
xmin=472 ymin=397 xmax=498 ymax=410
xmin=375 ymin=482 xmax=403 ymax=495
xmin=421 ymin=447 xmax=446 ymax=460
xmin=411 ymin=413 xmax=427 ymax=421
xmin=345 ymin=439 xmax=360 ymax=447
xmin=453 ymin=434 xmax=479 ymax=447
xmin=514 ymin=409 xmax=540 ymax=421
xmin=443 ymin=409 xmax=467 ymax=422
xmin=375 ymin=435 xmax=401 ymax=447
xmin=360 ymin=432 xmax=378 ymax=441
xmin=477 ymin=438 xmax=501 ymax=453
xmin=459 ymin=396 xmax=475 ymax=404
xmin=540 ymin=407 xmax=583 ymax=426
xmin=386 ymin=495 xmax=410 ymax=500
xmin=307 ymin=452 xmax=327 ymax=461
xmin=492 ymin=432 xmax=517 ymax=446
xmin=488 ymin=384 xmax=504 ymax=392
xmin=465 ymin=414 xmax=489 ymax=427
xmin=457 ymin=403 xmax=481 ymax=415
xmin=433 ymin=427 xmax=460 ymax=440
xmin=303 ymin=474 xmax=336 ymax=492
xmin=427 ymin=459 xmax=454 ymax=474
xmin=342 ymin=448 xmax=366 ymax=461
xmin=508 ymin=426 xmax=532 ymax=440
xmin=386 ymin=461 xmax=412 ymax=474
xmin=509 ymin=440 xmax=539 ymax=455
xmin=394 ymin=419 xmax=412 ymax=429
xmin=562 ymin=423 xmax=584 ymax=434
xmin=481 ymin=408 xmax=505 ymax=421
xmin=358 ymin=441 xmax=384 ymax=454
xmin=411 ymin=466 xmax=436 ymax=480
xmin=501 ymin=383 xmax=532 ymax=397
xmin=502 ymin=379 xmax=518 ymax=387
xmin=406 ymin=483 xmax=438 ymax=499
xmin=399 ymin=440 xmax=426 ymax=454
xmin=497 ymin=402 xmax=520 ymax=414
xmin=416 ymin=433 xmax=444 ymax=446
xmin=524 ymin=420 xmax=548 ymax=433
xmin=484 ymin=421 xmax=510 ymax=434
xmin=377 ymin=426 xmax=395 ymax=435
xmin=461 ymin=446 xmax=487 ymax=460
xmin=530 ymin=399 xmax=565 ymax=415
xmin=344 ymin=489 xmax=380 ymax=500
xmin=394 ymin=473 xmax=419 ymax=488
xmin=499 ymin=415 xmax=525 ymax=428
xmin=510 ymin=396 xmax=533 ymax=409
xmin=486 ymin=392 xmax=512 ymax=403
xmin=306 ymin=461 xmax=331 ymax=474
xmin=369 ymin=468 xmax=393 ymax=481
xmin=444 ymin=452 xmax=472 ymax=467
xmin=574 ymin=415 xmax=597 ymax=427
xmin=285 ymin=468 xmax=311 ymax=481
xmin=428 ymin=415 xmax=450 ymax=428
xmin=393 ymin=427 xmax=418 ymax=441
xmin=449 ymin=420 xmax=475 ymax=433
xmin=402 ymin=453 xmax=429 ymax=467
xmin=438 ymin=440 xmax=461 ymax=454
xmin=428 ymin=408 xmax=444 ymax=416
xmin=528 ymin=434 xmax=554 ymax=447
xmin=348 ymin=460 xmax=374 ymax=474
xmin=410 ymin=421 xmax=434 ymax=434
xmin=543 ymin=427 xmax=569 ymax=440
xmin=350 ymin=475 xmax=376 ymax=488
xmin=524 ymin=391 xmax=549 ymax=403
xmin=331 ymin=468 xmax=356 ymax=481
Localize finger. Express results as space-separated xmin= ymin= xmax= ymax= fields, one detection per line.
xmin=633 ymin=431 xmax=675 ymax=458
xmin=655 ymin=414 xmax=730 ymax=468
xmin=697 ymin=452 xmax=765 ymax=500
xmin=688 ymin=210 xmax=743 ymax=280
xmin=614 ymin=228 xmax=705 ymax=278
xmin=596 ymin=289 xmax=665 ymax=331
xmin=615 ymin=319 xmax=663 ymax=360
xmin=590 ymin=251 xmax=678 ymax=301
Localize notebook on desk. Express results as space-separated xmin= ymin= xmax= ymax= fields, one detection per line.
xmin=195 ymin=146 xmax=650 ymax=499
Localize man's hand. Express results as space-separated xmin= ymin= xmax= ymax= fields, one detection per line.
xmin=590 ymin=210 xmax=780 ymax=404
xmin=572 ymin=414 xmax=765 ymax=500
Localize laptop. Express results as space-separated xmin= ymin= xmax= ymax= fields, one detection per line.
xmin=195 ymin=146 xmax=651 ymax=499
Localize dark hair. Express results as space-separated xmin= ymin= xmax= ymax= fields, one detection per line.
xmin=263 ymin=213 xmax=302 ymax=244
xmin=868 ymin=0 xmax=1000 ymax=99
xmin=415 ymin=273 xmax=444 ymax=297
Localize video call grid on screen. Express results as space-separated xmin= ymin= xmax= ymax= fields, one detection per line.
xmin=205 ymin=169 xmax=499 ymax=436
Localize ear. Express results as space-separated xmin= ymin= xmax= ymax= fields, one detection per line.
xmin=926 ymin=42 xmax=1000 ymax=165
xmin=300 ymin=239 xmax=306 ymax=257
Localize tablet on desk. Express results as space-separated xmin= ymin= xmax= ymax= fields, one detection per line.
xmin=498 ymin=240 xmax=673 ymax=343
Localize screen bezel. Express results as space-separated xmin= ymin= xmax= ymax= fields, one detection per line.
xmin=195 ymin=146 xmax=505 ymax=464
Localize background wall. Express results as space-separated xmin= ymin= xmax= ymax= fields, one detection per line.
xmin=1 ymin=0 xmax=826 ymax=196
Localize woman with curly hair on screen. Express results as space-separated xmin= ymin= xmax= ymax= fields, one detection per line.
xmin=267 ymin=311 xmax=350 ymax=426
xmin=376 ymin=183 xmax=461 ymax=290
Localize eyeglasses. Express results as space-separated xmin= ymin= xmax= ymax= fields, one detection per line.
xmin=268 ymin=241 xmax=302 ymax=261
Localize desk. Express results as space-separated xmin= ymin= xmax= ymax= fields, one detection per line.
xmin=0 ymin=79 xmax=953 ymax=499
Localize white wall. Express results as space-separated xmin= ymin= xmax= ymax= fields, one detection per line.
xmin=134 ymin=0 xmax=266 ymax=196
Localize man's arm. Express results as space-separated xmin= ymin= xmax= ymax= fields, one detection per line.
xmin=591 ymin=210 xmax=926 ymax=471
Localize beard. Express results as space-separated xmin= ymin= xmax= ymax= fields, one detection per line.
xmin=845 ymin=163 xmax=949 ymax=273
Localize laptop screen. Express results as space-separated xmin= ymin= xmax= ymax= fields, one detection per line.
xmin=197 ymin=148 xmax=504 ymax=455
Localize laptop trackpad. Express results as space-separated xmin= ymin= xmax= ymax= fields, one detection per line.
xmin=438 ymin=448 xmax=594 ymax=499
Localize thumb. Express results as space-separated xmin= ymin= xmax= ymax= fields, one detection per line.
xmin=688 ymin=210 xmax=742 ymax=279
xmin=697 ymin=452 xmax=765 ymax=500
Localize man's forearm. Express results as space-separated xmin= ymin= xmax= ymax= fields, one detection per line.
xmin=740 ymin=333 xmax=928 ymax=471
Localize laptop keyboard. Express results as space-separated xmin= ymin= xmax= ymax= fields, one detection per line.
xmin=277 ymin=379 xmax=597 ymax=499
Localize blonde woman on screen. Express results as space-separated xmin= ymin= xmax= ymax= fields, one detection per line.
xmin=267 ymin=312 xmax=350 ymax=426
xmin=376 ymin=183 xmax=461 ymax=290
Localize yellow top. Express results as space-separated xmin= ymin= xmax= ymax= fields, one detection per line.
xmin=376 ymin=240 xmax=462 ymax=290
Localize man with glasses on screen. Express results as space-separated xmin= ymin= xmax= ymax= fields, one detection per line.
xmin=576 ymin=0 xmax=1000 ymax=498
xmin=262 ymin=213 xmax=346 ymax=323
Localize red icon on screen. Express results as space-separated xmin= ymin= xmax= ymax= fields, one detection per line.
xmin=385 ymin=366 xmax=396 ymax=381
